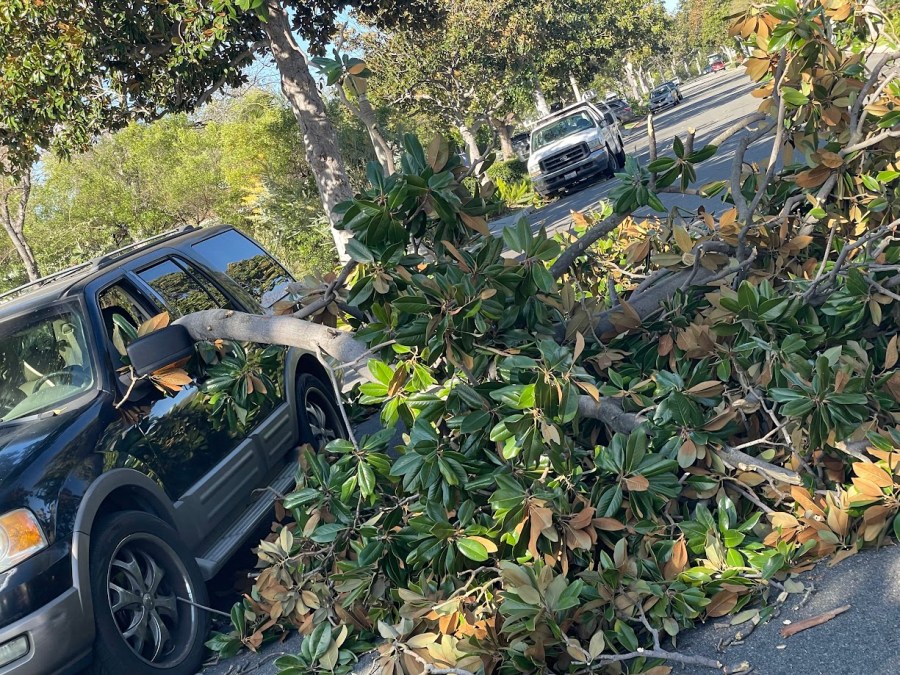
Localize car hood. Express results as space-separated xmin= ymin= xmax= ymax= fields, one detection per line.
xmin=0 ymin=417 xmax=68 ymax=483
xmin=529 ymin=128 xmax=598 ymax=165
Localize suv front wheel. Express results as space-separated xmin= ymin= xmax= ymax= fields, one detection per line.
xmin=296 ymin=373 xmax=346 ymax=451
xmin=88 ymin=511 xmax=209 ymax=675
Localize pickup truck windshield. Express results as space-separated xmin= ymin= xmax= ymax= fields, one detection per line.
xmin=532 ymin=112 xmax=596 ymax=151
xmin=650 ymin=87 xmax=669 ymax=98
xmin=0 ymin=303 xmax=95 ymax=422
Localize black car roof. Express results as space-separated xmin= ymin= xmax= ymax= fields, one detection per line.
xmin=0 ymin=224 xmax=233 ymax=316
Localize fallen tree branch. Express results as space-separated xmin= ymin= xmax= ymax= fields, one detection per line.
xmin=551 ymin=213 xmax=627 ymax=279
xmin=174 ymin=309 xmax=373 ymax=382
xmin=577 ymin=397 xmax=801 ymax=485
xmin=293 ymin=259 xmax=358 ymax=319
xmin=574 ymin=648 xmax=723 ymax=672
xmin=717 ymin=446 xmax=801 ymax=485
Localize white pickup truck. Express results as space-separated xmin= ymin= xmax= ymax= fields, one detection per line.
xmin=527 ymin=101 xmax=627 ymax=199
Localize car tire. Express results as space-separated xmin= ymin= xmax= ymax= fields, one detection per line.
xmin=605 ymin=147 xmax=622 ymax=178
xmin=616 ymin=143 xmax=627 ymax=167
xmin=87 ymin=511 xmax=208 ymax=675
xmin=296 ymin=373 xmax=346 ymax=451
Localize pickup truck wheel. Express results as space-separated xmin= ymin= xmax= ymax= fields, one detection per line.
xmin=605 ymin=147 xmax=621 ymax=178
xmin=296 ymin=373 xmax=346 ymax=451
xmin=88 ymin=511 xmax=208 ymax=675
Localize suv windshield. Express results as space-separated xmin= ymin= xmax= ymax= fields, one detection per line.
xmin=532 ymin=111 xmax=596 ymax=151
xmin=0 ymin=303 xmax=95 ymax=422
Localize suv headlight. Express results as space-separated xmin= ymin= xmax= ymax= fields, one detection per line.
xmin=0 ymin=509 xmax=47 ymax=573
xmin=528 ymin=164 xmax=541 ymax=178
xmin=588 ymin=137 xmax=604 ymax=151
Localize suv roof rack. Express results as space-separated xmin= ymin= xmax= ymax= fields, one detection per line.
xmin=0 ymin=225 xmax=200 ymax=304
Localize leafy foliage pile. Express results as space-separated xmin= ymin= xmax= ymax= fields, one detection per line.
xmin=209 ymin=3 xmax=900 ymax=673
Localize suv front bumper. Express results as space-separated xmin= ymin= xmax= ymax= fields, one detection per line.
xmin=0 ymin=587 xmax=91 ymax=675
xmin=533 ymin=147 xmax=609 ymax=196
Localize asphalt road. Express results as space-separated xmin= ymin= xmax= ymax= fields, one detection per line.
xmin=490 ymin=67 xmax=772 ymax=236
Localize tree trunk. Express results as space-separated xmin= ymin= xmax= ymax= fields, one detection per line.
xmin=339 ymin=84 xmax=395 ymax=176
xmin=0 ymin=170 xmax=39 ymax=281
xmin=532 ymin=84 xmax=551 ymax=117
xmin=491 ymin=118 xmax=516 ymax=160
xmin=569 ymin=73 xmax=582 ymax=102
xmin=636 ymin=66 xmax=650 ymax=95
xmin=623 ymin=60 xmax=643 ymax=100
xmin=458 ymin=122 xmax=482 ymax=166
xmin=264 ymin=0 xmax=352 ymax=262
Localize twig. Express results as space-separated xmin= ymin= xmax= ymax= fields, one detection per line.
xmin=177 ymin=596 xmax=232 ymax=618
xmin=708 ymin=112 xmax=767 ymax=148
xmin=315 ymin=346 xmax=360 ymax=450
xmin=294 ymin=259 xmax=358 ymax=320
xmin=648 ymin=114 xmax=658 ymax=192
xmin=746 ymin=51 xmax=788 ymax=227
xmin=726 ymin=477 xmax=776 ymax=514
xmin=804 ymin=221 xmax=897 ymax=300
xmin=718 ymin=445 xmax=802 ymax=485
xmin=574 ymin=648 xmax=723 ymax=672
xmin=841 ymin=128 xmax=900 ymax=156
xmin=114 ymin=367 xmax=141 ymax=409
xmin=850 ymin=51 xmax=896 ymax=134
xmin=867 ymin=275 xmax=900 ymax=302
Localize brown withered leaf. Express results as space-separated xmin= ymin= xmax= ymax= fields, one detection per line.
xmin=706 ymin=590 xmax=738 ymax=617
xmin=794 ymin=166 xmax=831 ymax=188
xmin=852 ymin=462 xmax=893 ymax=488
xmin=571 ymin=210 xmax=590 ymax=229
xmin=137 ymin=311 xmax=171 ymax=337
xmin=459 ymin=211 xmax=490 ymax=236
xmin=623 ymin=474 xmax=650 ymax=492
xmin=426 ymin=134 xmax=449 ymax=171
xmin=817 ymin=150 xmax=844 ymax=168
xmin=780 ymin=605 xmax=850 ymax=638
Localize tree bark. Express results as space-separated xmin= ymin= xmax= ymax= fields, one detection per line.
xmin=623 ymin=60 xmax=643 ymax=100
xmin=0 ymin=170 xmax=39 ymax=281
xmin=338 ymin=83 xmax=395 ymax=176
xmin=458 ymin=121 xmax=482 ymax=166
xmin=174 ymin=309 xmax=371 ymax=381
xmin=532 ymin=84 xmax=551 ymax=117
xmin=491 ymin=118 xmax=516 ymax=160
xmin=569 ymin=73 xmax=582 ymax=102
xmin=263 ymin=0 xmax=352 ymax=262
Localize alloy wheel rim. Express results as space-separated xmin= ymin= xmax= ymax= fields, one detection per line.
xmin=305 ymin=391 xmax=340 ymax=449
xmin=106 ymin=534 xmax=196 ymax=666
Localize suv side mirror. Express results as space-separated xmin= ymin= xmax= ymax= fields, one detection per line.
xmin=126 ymin=325 xmax=195 ymax=377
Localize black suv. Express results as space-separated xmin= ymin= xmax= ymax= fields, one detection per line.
xmin=0 ymin=225 xmax=346 ymax=675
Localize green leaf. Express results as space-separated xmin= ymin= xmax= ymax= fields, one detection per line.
xmin=648 ymin=157 xmax=677 ymax=172
xmin=781 ymin=87 xmax=809 ymax=106
xmin=457 ymin=537 xmax=489 ymax=561
xmin=358 ymin=462 xmax=376 ymax=498
xmin=673 ymin=135 xmax=684 ymax=158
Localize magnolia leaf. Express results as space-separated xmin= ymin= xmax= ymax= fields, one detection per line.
xmin=137 ymin=311 xmax=170 ymax=337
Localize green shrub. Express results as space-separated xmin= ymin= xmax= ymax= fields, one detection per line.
xmin=486 ymin=157 xmax=528 ymax=184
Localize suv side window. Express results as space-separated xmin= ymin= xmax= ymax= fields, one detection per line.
xmin=137 ymin=258 xmax=232 ymax=316
xmin=191 ymin=229 xmax=294 ymax=310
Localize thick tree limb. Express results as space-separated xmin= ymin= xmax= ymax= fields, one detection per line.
xmin=551 ymin=213 xmax=627 ymax=279
xmin=592 ymin=266 xmax=720 ymax=336
xmin=174 ymin=309 xmax=371 ymax=382
xmin=577 ymin=397 xmax=801 ymax=485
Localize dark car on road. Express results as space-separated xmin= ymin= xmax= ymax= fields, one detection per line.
xmin=605 ymin=98 xmax=636 ymax=123
xmin=0 ymin=225 xmax=346 ymax=675
xmin=648 ymin=84 xmax=680 ymax=113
